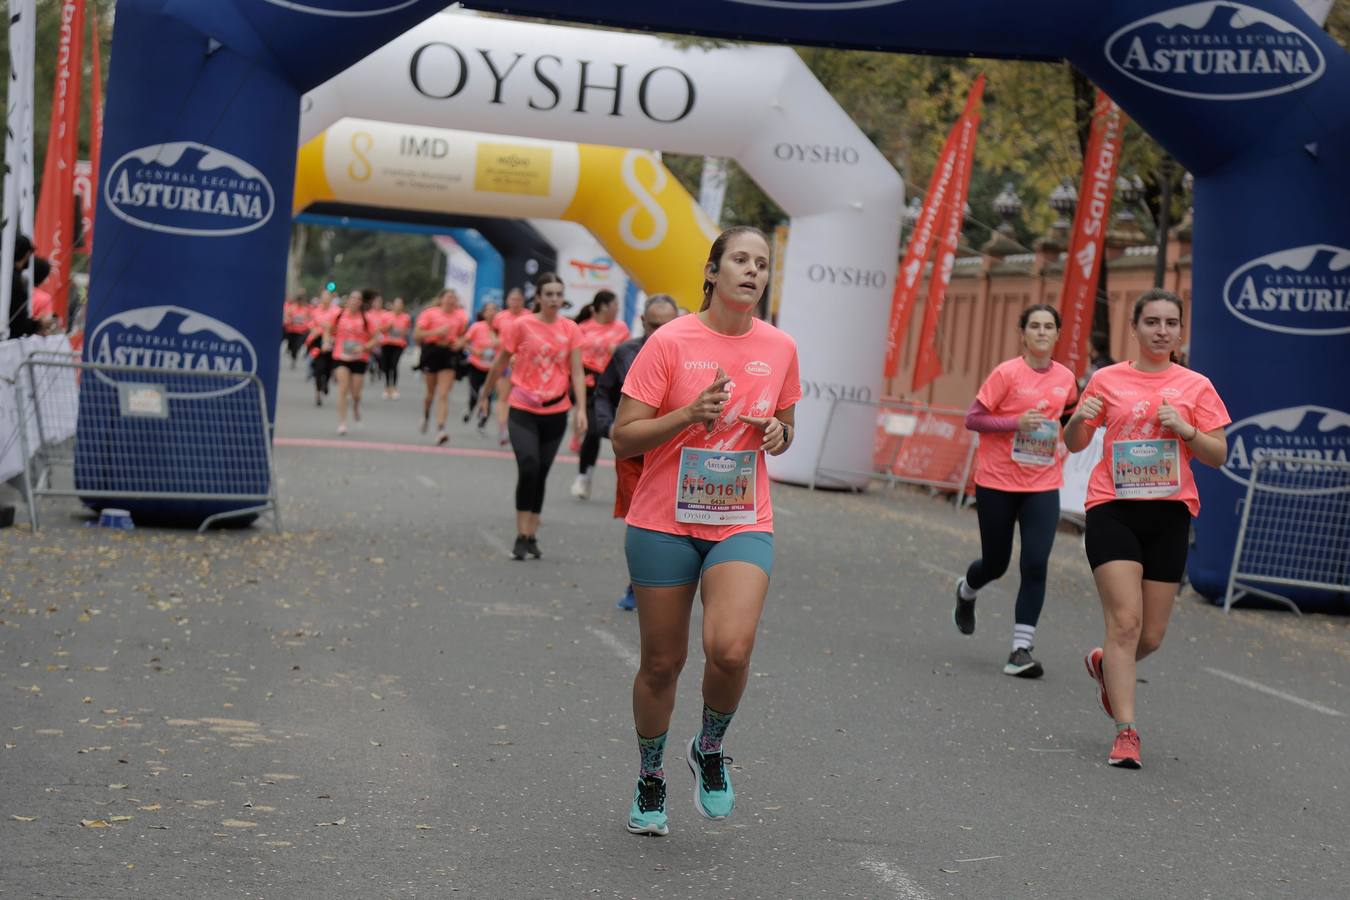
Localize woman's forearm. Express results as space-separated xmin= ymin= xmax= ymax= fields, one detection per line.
xmin=612 ymin=408 xmax=692 ymax=459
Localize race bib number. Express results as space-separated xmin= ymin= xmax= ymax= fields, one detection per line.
xmin=341 ymin=340 xmax=363 ymax=359
xmin=482 ymin=347 xmax=496 ymax=362
xmin=1112 ymin=439 xmax=1180 ymax=498
xmin=1011 ymin=421 xmax=1058 ymax=467
xmin=675 ymin=448 xmax=757 ymax=525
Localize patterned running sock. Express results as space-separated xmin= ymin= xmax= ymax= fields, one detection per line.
xmin=698 ymin=704 xmax=736 ymax=754
xmin=1012 ymin=624 xmax=1036 ymax=651
xmin=1115 ymin=720 xmax=1136 ymax=734
xmin=637 ymin=731 xmax=667 ymax=779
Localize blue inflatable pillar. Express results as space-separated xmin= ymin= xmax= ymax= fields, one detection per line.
xmin=80 ymin=0 xmax=448 ymax=523
xmin=448 ymin=228 xmax=505 ymax=316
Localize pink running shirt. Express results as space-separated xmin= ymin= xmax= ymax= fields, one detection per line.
xmin=382 ymin=312 xmax=412 ymax=347
xmin=416 ymin=306 xmax=467 ymax=347
xmin=502 ymin=314 xmax=581 ymax=414
xmin=465 ymin=320 xmax=498 ymax=372
xmin=1079 ymin=362 xmax=1230 ymax=517
xmin=578 ymin=319 xmax=632 ymax=377
xmin=622 ymin=314 xmax=801 ymax=540
xmin=972 ymin=357 xmax=1078 ymax=492
xmin=331 ymin=311 xmax=375 ymax=363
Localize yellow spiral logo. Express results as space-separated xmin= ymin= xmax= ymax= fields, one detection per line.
xmin=619 ymin=151 xmax=669 ymax=251
xmin=347 ymin=131 xmax=374 ymax=182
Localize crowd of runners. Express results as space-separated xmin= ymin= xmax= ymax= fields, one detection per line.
xmin=280 ymin=226 xmax=1230 ymax=837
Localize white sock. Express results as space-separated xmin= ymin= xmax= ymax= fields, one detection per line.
xmin=1012 ymin=624 xmax=1036 ymax=651
xmin=957 ymin=577 xmax=977 ymax=601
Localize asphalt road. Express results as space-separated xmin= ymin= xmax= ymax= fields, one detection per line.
xmin=2 ymin=353 xmax=1347 ymax=899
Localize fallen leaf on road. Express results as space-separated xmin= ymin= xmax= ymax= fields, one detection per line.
xmin=221 ymin=819 xmax=256 ymax=828
xmin=416 ymin=824 xmax=433 ymax=830
xmin=315 ymin=817 xmax=347 ymax=827
xmin=138 ymin=803 xmax=161 ymax=812
xmin=108 ymin=784 xmax=127 ymax=790
xmin=148 ymin=824 xmax=169 ymax=830
xmin=10 ymin=815 xmax=37 ymax=822
xmin=80 ymin=819 xmax=110 ymax=828
xmin=34 ymin=729 xmax=62 ymax=736
xmin=108 ymin=816 xmax=133 ymax=823
xmin=369 ymin=740 xmax=382 ymax=747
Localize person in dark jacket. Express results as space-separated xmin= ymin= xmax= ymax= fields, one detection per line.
xmin=7 ymin=235 xmax=53 ymax=339
xmin=594 ymin=294 xmax=680 ymax=609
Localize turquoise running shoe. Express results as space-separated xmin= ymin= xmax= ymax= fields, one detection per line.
xmin=626 ymin=775 xmax=669 ymax=836
xmin=685 ymin=737 xmax=734 ymax=820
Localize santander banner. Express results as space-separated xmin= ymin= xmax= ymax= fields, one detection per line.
xmin=1056 ymin=91 xmax=1124 ymax=380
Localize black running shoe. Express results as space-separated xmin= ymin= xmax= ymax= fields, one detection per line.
xmin=1003 ymin=647 xmax=1045 ymax=679
xmin=511 ymin=535 xmax=528 ymax=561
xmin=953 ymin=578 xmax=976 ymax=635
xmin=525 ymin=536 xmax=542 ymax=559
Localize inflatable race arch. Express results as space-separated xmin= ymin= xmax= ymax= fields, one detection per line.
xmin=87 ymin=0 xmax=1349 ymax=597
xmin=293 ymin=118 xmax=715 ymax=313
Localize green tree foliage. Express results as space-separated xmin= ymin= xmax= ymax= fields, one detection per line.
xmin=292 ymin=223 xmax=447 ymax=307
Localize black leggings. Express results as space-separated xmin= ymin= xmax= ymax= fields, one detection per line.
xmin=508 ymin=408 xmax=569 ymax=513
xmin=466 ymin=367 xmax=492 ymax=418
xmin=380 ymin=344 xmax=404 ymax=387
xmin=312 ymin=351 xmax=333 ymax=395
xmin=578 ymin=375 xmax=603 ymax=475
xmin=284 ymin=332 xmax=305 ymax=362
xmin=965 ymin=486 xmax=1060 ymax=627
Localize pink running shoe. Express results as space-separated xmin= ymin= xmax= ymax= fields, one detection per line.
xmin=1107 ymin=728 xmax=1141 ymax=769
xmin=1084 ymin=647 xmax=1114 ymax=719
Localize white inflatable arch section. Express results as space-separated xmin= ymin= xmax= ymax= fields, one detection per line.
xmin=301 ymin=9 xmax=903 ymax=485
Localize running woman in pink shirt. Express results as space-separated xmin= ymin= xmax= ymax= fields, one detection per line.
xmin=379 ymin=297 xmax=412 ymax=400
xmin=956 ymin=304 xmax=1078 ymax=678
xmin=326 ymin=290 xmax=380 ymax=435
xmin=571 ymin=290 xmax=632 ymax=501
xmin=611 ymin=227 xmax=801 ymax=837
xmin=462 ymin=301 xmax=500 ymax=433
xmin=1065 ymin=290 xmax=1230 ymax=769
xmin=477 ymin=274 xmax=586 ymax=560
xmin=414 ymin=289 xmax=469 ymax=446
xmin=491 ymin=287 xmax=531 ymax=447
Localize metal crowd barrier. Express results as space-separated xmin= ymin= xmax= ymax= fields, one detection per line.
xmin=14 ymin=357 xmax=281 ymax=533
xmin=1225 ymin=455 xmax=1349 ymax=614
xmin=811 ymin=397 xmax=977 ymax=505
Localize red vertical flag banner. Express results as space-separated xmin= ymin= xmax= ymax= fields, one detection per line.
xmin=33 ymin=0 xmax=86 ymax=323
xmin=1056 ymin=90 xmax=1125 ymax=379
xmin=85 ymin=3 xmax=104 ymax=254
xmin=883 ymin=74 xmax=984 ymax=378
xmin=910 ymin=81 xmax=983 ymax=393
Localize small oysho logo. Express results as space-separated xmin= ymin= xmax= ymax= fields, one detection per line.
xmin=684 ymin=360 xmax=720 ymax=370
xmin=105 ymin=143 xmax=275 ymax=237
xmin=1104 ymin=2 xmax=1325 ymax=100
xmin=744 ymin=360 xmax=772 ymax=377
xmin=88 ymin=306 xmax=258 ymax=398
xmin=703 ymin=456 xmax=738 ymax=474
xmin=1160 ymin=387 xmax=1183 ymax=398
xmin=1223 ymin=244 xmax=1350 ymax=336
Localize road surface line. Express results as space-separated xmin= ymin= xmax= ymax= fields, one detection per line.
xmin=859 ymin=858 xmax=935 ymax=900
xmin=478 ymin=529 xmax=512 ymax=558
xmin=275 ymin=436 xmax=611 ymax=467
xmin=1202 ymin=667 xmax=1344 ymax=717
xmin=587 ymin=627 xmax=640 ymax=670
